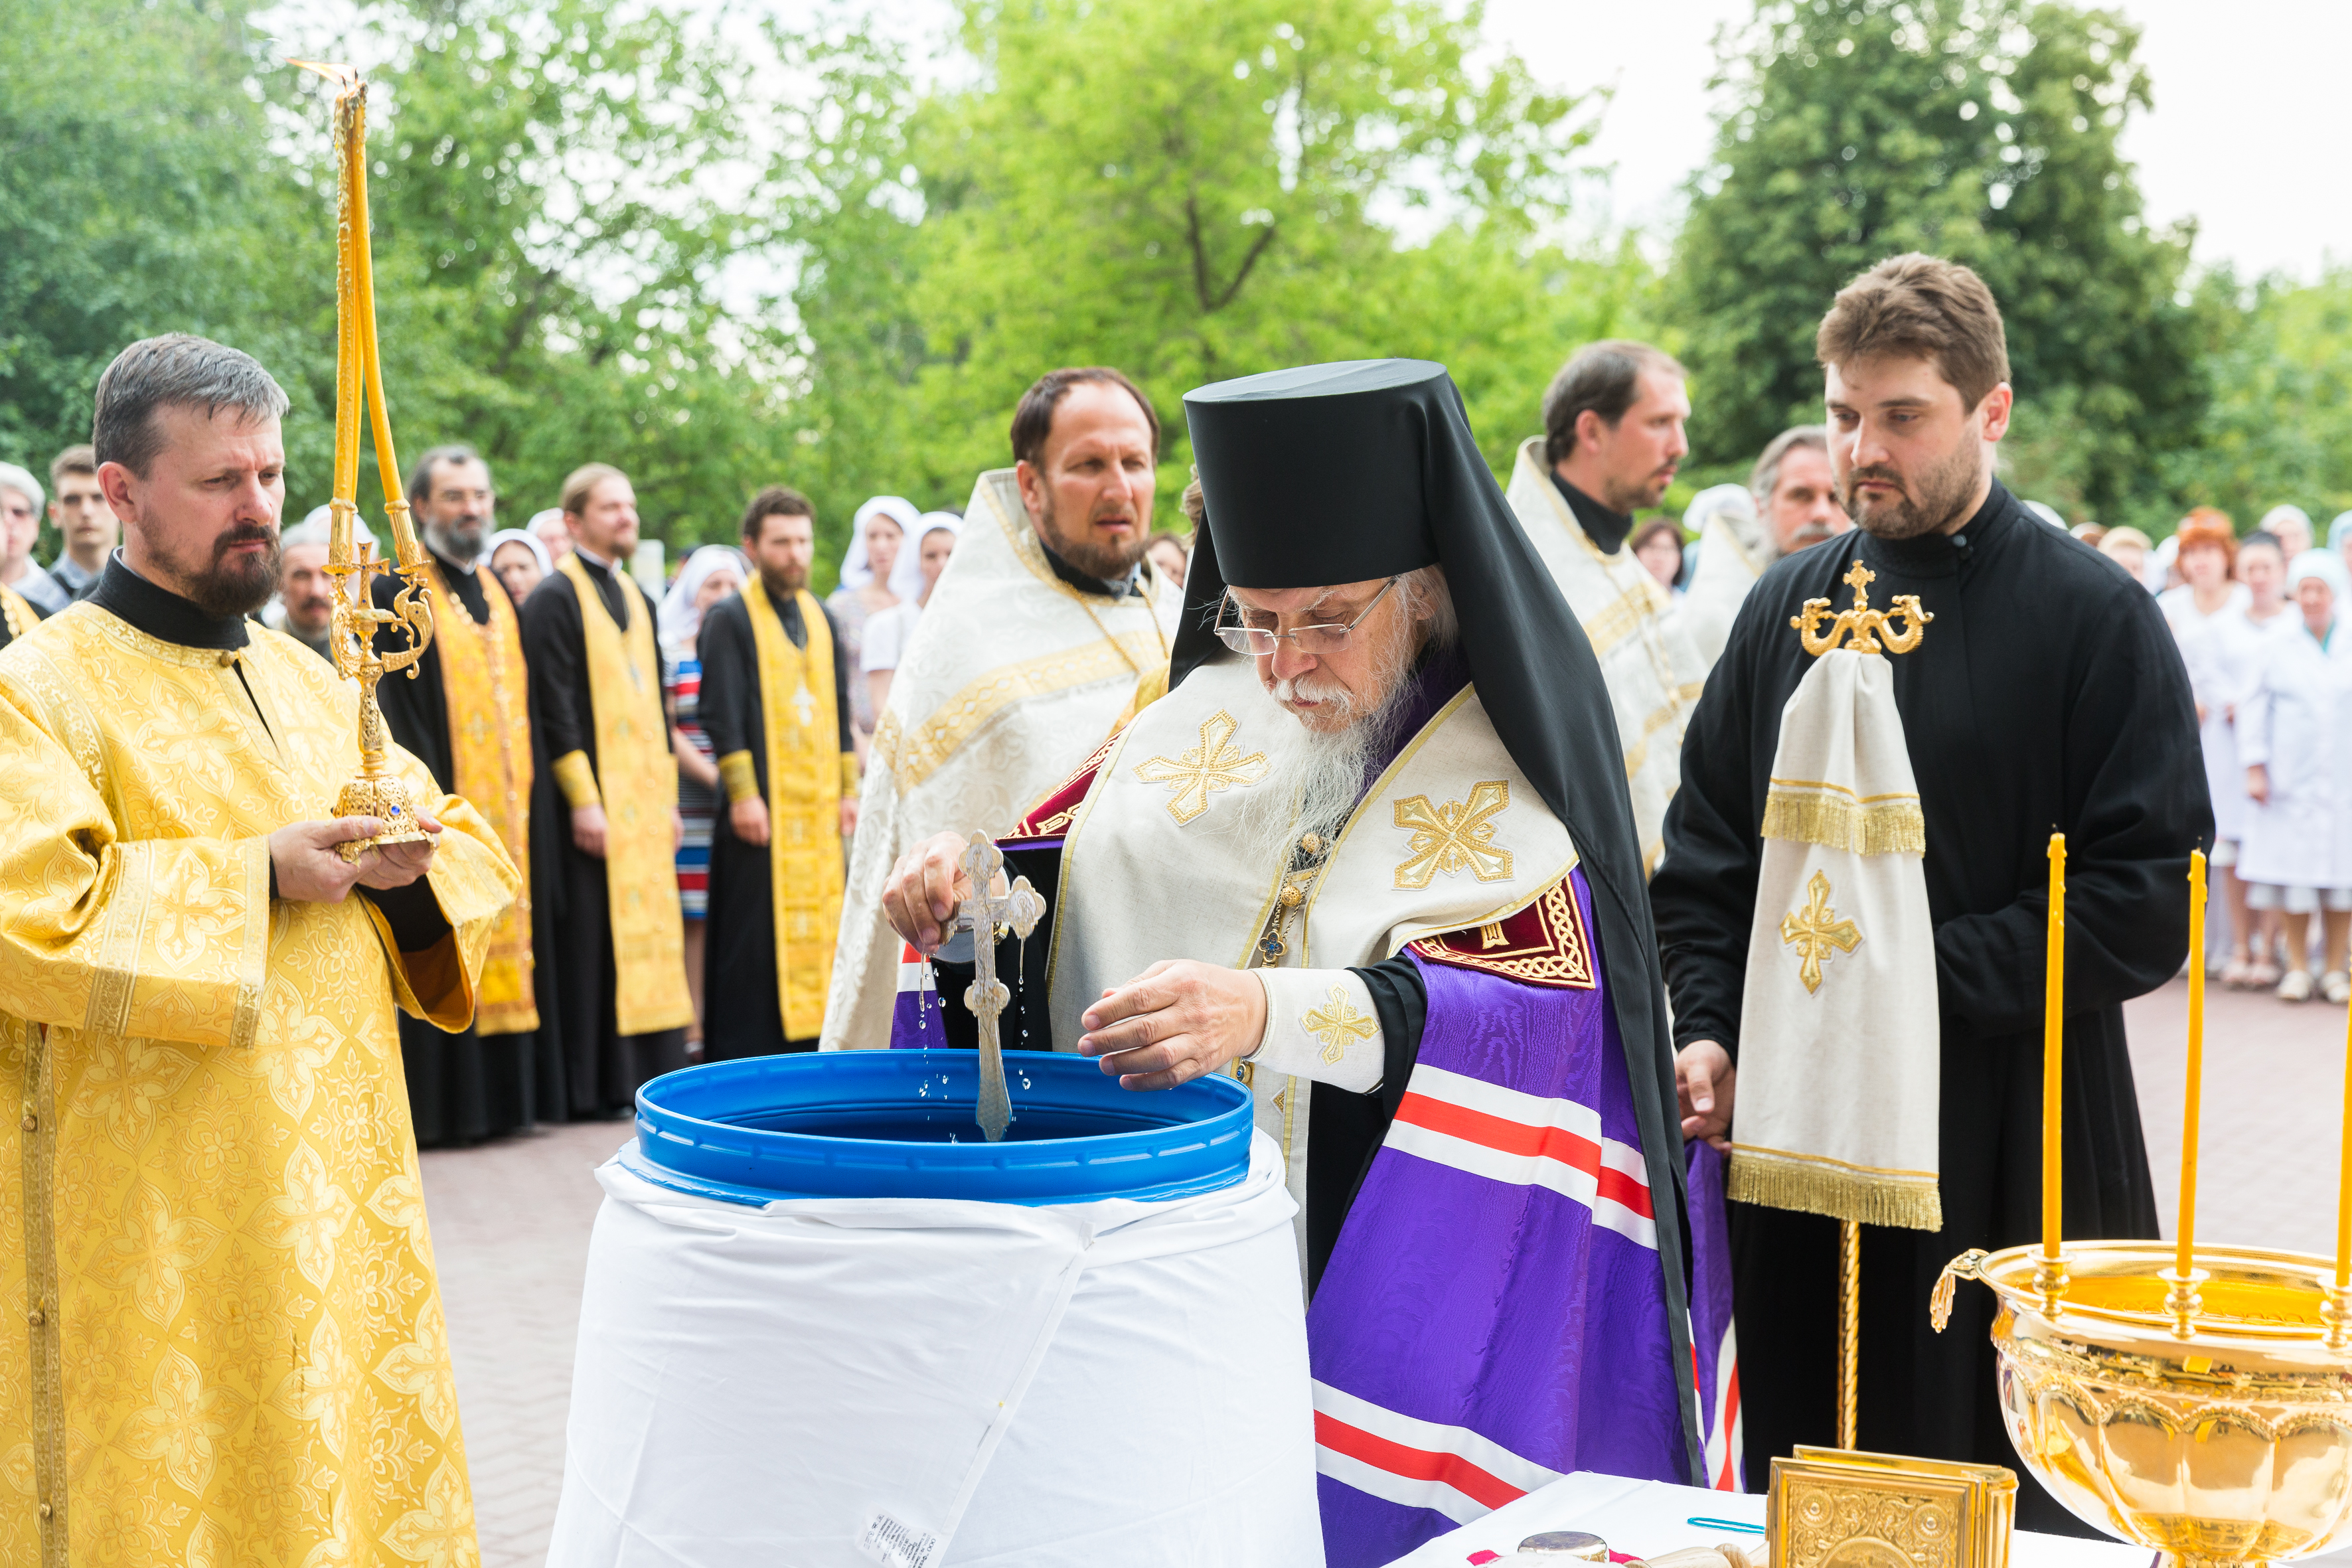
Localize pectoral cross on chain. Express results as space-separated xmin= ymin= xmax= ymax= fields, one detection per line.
xmin=956 ymin=831 xmax=1046 ymax=1142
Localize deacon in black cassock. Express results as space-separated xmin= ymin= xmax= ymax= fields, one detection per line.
xmin=1651 ymin=255 xmax=2209 ymax=1529
xmin=518 ymin=463 xmax=692 ymax=1117
xmin=371 ymin=445 xmax=551 ymax=1144
xmin=698 ymin=488 xmax=857 ymax=1058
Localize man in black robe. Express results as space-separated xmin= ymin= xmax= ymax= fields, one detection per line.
xmin=372 ymin=443 xmax=550 ymax=1142
xmin=1651 ymin=254 xmax=2209 ymax=1527
xmin=698 ymin=487 xmax=856 ymax=1058
xmin=518 ymin=463 xmax=692 ymax=1117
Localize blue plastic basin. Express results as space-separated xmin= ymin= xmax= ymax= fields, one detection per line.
xmin=625 ymin=1050 xmax=1253 ymax=1207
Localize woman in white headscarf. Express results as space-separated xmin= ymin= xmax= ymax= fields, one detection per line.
xmin=658 ymin=544 xmax=750 ymax=1052
xmin=2238 ymin=548 xmax=2352 ymax=1003
xmin=824 ymin=495 xmax=922 ymax=742
xmin=859 ymin=511 xmax=961 ymax=721
xmin=485 ymin=527 xmax=553 ymax=604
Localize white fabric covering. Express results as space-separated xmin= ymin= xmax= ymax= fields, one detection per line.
xmin=1729 ymin=647 xmax=1942 ymax=1229
xmin=548 ymin=1133 xmax=1320 ymax=1568
xmin=1680 ymin=483 xmax=1770 ymax=674
xmin=2163 ymin=589 xmax=2284 ymax=843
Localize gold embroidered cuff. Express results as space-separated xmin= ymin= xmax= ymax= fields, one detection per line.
xmin=552 ymin=750 xmax=601 ymax=810
xmin=838 ymin=753 xmax=861 ymax=799
xmin=718 ymin=751 xmax=760 ymax=807
xmin=1252 ymin=968 xmax=1383 ymax=1093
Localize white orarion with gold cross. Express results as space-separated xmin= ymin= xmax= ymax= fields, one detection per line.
xmin=1728 ymin=562 xmax=1945 ymax=1231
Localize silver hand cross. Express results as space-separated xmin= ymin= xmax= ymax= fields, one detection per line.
xmin=957 ymin=831 xmax=1046 ymax=1142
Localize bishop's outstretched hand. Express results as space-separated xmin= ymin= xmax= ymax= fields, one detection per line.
xmin=882 ymin=829 xmax=980 ymax=955
xmin=1676 ymin=1040 xmax=1735 ymax=1153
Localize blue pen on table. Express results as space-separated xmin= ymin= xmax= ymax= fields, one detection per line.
xmin=1687 ymin=1516 xmax=1766 ymax=1535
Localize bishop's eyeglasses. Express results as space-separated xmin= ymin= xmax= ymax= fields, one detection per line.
xmin=1212 ymin=576 xmax=1401 ymax=656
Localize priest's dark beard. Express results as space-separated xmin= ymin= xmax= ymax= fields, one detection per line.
xmin=759 ymin=563 xmax=808 ymax=601
xmin=1037 ymin=490 xmax=1148 ymax=582
xmin=1841 ymin=433 xmax=1982 ymax=540
xmin=155 ymin=524 xmax=282 ymax=619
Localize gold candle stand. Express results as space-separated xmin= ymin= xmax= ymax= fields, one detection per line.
xmin=297 ymin=62 xmax=436 ymax=860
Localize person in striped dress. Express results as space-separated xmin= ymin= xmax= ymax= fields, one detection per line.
xmin=661 ymin=544 xmax=749 ymax=1056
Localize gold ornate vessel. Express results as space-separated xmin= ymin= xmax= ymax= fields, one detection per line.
xmin=1936 ymin=1240 xmax=2352 ymax=1568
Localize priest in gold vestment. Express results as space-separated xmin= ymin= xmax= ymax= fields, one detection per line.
xmin=372 ymin=444 xmax=544 ymax=1146
xmin=698 ymin=487 xmax=858 ymax=1057
xmin=518 ymin=463 xmax=692 ymax=1115
xmin=0 ymin=335 xmax=518 ymax=1564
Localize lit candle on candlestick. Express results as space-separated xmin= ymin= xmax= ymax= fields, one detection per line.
xmin=2339 ymin=978 xmax=2351 ymax=1293
xmin=2044 ymin=833 xmax=2066 ymax=1269
xmin=2179 ymin=852 xmax=2205 ymax=1285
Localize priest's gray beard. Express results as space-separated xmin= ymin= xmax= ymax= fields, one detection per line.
xmin=1214 ymin=637 xmax=1421 ymax=873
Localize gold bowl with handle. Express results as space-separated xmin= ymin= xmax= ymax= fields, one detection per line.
xmin=1935 ymin=1241 xmax=2352 ymax=1568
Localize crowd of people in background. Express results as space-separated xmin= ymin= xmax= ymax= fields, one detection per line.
xmin=1 ymin=352 xmax=2341 ymax=1156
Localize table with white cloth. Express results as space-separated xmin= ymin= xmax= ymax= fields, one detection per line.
xmin=1383 ymin=1471 xmax=2154 ymax=1568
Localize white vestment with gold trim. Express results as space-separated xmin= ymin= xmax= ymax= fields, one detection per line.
xmin=1504 ymin=438 xmax=1705 ymax=872
xmin=821 ymin=469 xmax=1180 ymax=1052
xmin=1047 ymin=657 xmax=1580 ymax=1257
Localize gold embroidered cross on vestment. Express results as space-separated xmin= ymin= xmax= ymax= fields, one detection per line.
xmin=1780 ymin=869 xmax=1862 ymax=993
xmin=1393 ymin=780 xmax=1514 ymax=890
xmin=1133 ymin=709 xmax=1269 ymax=824
xmin=1301 ymin=985 xmax=1377 ymax=1063
xmin=1791 ymin=560 xmax=1934 ymax=657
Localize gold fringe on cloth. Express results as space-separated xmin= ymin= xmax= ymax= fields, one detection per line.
xmin=1761 ymin=783 xmax=1926 ymax=858
xmin=1729 ymin=1141 xmax=1944 ymax=1231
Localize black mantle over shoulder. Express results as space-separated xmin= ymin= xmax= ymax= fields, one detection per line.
xmin=1652 ymin=479 xmax=2210 ymax=1529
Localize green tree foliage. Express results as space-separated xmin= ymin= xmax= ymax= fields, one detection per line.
xmin=1672 ymin=0 xmax=2206 ymax=526
xmin=2159 ymin=270 xmax=2352 ymax=531
xmin=898 ymin=0 xmax=1614 ymax=497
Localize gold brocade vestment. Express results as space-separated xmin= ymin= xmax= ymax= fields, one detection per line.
xmin=550 ymin=553 xmax=692 ymax=1037
xmin=719 ymin=579 xmax=850 ymax=1041
xmin=0 ymin=605 xmax=518 ymax=1566
xmin=430 ymin=564 xmax=537 ymax=1034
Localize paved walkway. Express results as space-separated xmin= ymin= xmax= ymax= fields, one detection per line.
xmin=420 ymin=982 xmax=2347 ymax=1566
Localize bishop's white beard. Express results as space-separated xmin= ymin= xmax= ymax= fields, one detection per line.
xmin=1214 ymin=645 xmax=1418 ymax=874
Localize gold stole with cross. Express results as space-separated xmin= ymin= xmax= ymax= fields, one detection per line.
xmin=559 ymin=552 xmax=692 ymax=1035
xmin=432 ymin=563 xmax=538 ymax=1034
xmin=744 ymin=576 xmax=845 ymax=1040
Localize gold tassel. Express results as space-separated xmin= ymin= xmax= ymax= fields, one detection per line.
xmin=1728 ymin=1148 xmax=1944 ymax=1232
xmin=1760 ymin=790 xmax=1925 ymax=858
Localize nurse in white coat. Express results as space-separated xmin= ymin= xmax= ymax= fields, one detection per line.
xmin=2238 ymin=548 xmax=2352 ymax=1002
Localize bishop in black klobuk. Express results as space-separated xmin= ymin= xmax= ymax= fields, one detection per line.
xmin=882 ymin=359 xmax=1737 ymax=1567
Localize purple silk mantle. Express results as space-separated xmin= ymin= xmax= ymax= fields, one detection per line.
xmin=1306 ymin=867 xmax=1739 ymax=1567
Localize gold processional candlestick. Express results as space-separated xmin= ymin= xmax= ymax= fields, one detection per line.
xmin=296 ymin=61 xmax=437 ymax=862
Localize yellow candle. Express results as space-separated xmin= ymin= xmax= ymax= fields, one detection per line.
xmin=2179 ymin=852 xmax=2205 ymax=1282
xmin=2044 ymin=833 xmax=2066 ymax=1265
xmin=2339 ymin=985 xmax=2352 ymax=1291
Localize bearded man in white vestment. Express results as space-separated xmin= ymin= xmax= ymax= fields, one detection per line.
xmin=1504 ymin=341 xmax=1707 ymax=871
xmin=822 ymin=367 xmax=1182 ymax=1051
xmin=1682 ymin=426 xmax=1850 ymax=672
xmin=879 ymin=360 xmax=1731 ymax=1567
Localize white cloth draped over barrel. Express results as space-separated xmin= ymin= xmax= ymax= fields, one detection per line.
xmin=821 ymin=468 xmax=1180 ymax=1052
xmin=1503 ymin=438 xmax=1706 ymax=872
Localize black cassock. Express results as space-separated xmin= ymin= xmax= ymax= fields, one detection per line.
xmin=1651 ymin=481 xmax=2209 ymax=1527
xmin=695 ymin=588 xmax=853 ymax=1058
xmin=518 ymin=554 xmax=688 ymax=1117
xmin=370 ymin=554 xmax=551 ymax=1144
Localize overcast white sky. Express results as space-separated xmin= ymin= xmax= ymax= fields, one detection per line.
xmin=1480 ymin=0 xmax=2349 ymax=283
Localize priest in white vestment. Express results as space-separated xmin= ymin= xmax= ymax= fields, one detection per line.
xmin=1504 ymin=341 xmax=1706 ymax=870
xmin=877 ymin=359 xmax=1732 ymax=1565
xmin=821 ymin=367 xmax=1182 ymax=1051
xmin=1681 ymin=426 xmax=1850 ymax=672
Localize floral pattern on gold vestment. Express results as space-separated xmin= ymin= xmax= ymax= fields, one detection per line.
xmin=0 ymin=605 xmax=516 ymax=1566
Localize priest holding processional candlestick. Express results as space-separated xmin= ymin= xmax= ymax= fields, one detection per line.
xmin=0 ymin=64 xmax=520 ymax=1563
xmin=1651 ymin=252 xmax=2211 ymax=1535
xmin=880 ymin=358 xmax=1739 ymax=1568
